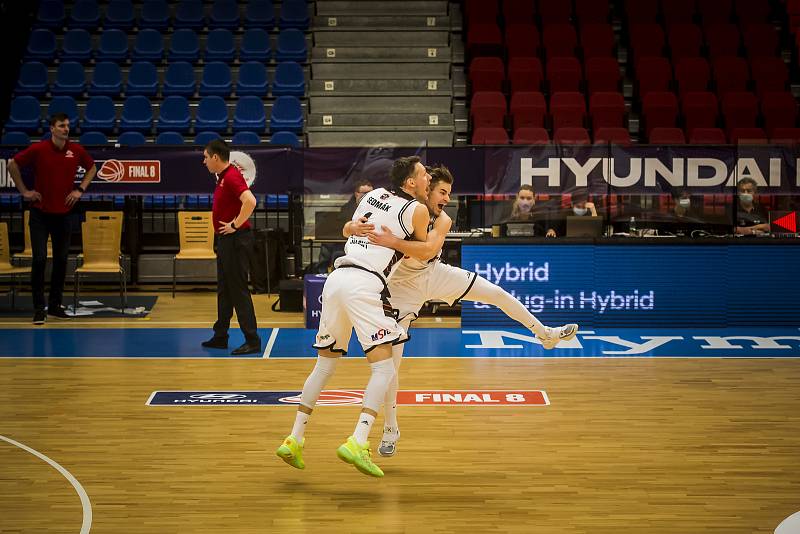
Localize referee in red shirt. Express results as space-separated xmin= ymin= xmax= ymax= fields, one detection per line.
xmin=201 ymin=139 xmax=261 ymax=355
xmin=8 ymin=113 xmax=96 ymax=325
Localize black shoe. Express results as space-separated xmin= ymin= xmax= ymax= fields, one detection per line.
xmin=201 ymin=337 xmax=229 ymax=349
xmin=231 ymin=342 xmax=261 ymax=355
xmin=33 ymin=310 xmax=46 ymax=325
xmin=47 ymin=305 xmax=71 ymax=320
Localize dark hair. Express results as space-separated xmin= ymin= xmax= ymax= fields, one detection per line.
xmin=49 ymin=113 xmax=70 ymax=126
xmin=518 ymin=184 xmax=535 ymax=195
xmin=353 ymin=179 xmax=373 ymax=193
xmin=390 ymin=156 xmax=421 ymax=189
xmin=429 ymin=165 xmax=454 ymax=188
xmin=737 ymin=177 xmax=758 ymax=190
xmin=205 ymin=138 xmax=230 ymax=162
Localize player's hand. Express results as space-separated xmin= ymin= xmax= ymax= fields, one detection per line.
xmin=218 ymin=220 xmax=236 ymax=235
xmin=350 ymin=216 xmax=375 ymax=237
xmin=23 ymin=190 xmax=42 ymax=203
xmin=65 ymin=190 xmax=82 ymax=207
xmin=546 ymin=229 xmax=557 ymax=238
xmin=366 ymin=225 xmax=396 ymax=247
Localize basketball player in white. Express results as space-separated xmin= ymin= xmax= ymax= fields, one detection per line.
xmin=276 ymin=156 xmax=434 ymax=478
xmin=353 ymin=166 xmax=578 ymax=457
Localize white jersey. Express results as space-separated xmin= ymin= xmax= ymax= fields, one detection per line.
xmin=391 ymin=215 xmax=442 ymax=282
xmin=334 ymin=187 xmax=418 ymax=279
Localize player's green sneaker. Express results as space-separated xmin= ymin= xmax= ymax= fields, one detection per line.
xmin=336 ymin=436 xmax=384 ymax=477
xmin=276 ymin=435 xmax=305 ymax=469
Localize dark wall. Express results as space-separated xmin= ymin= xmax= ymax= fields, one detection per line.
xmin=0 ymin=1 xmax=38 ymax=127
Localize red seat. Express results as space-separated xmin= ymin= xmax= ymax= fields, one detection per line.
xmin=550 ymin=91 xmax=587 ymax=131
xmin=761 ymin=91 xmax=799 ymax=136
xmin=502 ymin=0 xmax=535 ymax=24
xmin=580 ymin=23 xmax=615 ymax=58
xmin=668 ymin=24 xmax=703 ymax=60
xmin=682 ymin=91 xmax=719 ymax=137
xmin=743 ymin=23 xmax=779 ymax=58
xmin=510 ymin=91 xmax=547 ymax=129
xmin=624 ymin=0 xmax=658 ymax=22
xmin=750 ymin=57 xmax=789 ymax=96
xmin=466 ymin=23 xmax=503 ymax=58
xmin=697 ymin=0 xmax=734 ymax=26
xmin=729 ymin=127 xmax=767 ymax=144
xmin=513 ymin=126 xmax=550 ymax=144
xmin=734 ymin=0 xmax=771 ymax=23
xmin=705 ymin=24 xmax=741 ymax=59
xmin=470 ymin=91 xmax=507 ymax=128
xmin=539 ymin=0 xmax=572 ymax=23
xmin=629 ymin=23 xmax=666 ymax=61
xmin=721 ymin=91 xmax=758 ymax=132
xmin=642 ymin=91 xmax=679 ymax=136
xmin=575 ymin=0 xmax=610 ymax=23
xmin=636 ymin=56 xmax=673 ymax=100
xmin=594 ymin=127 xmax=631 ymax=145
xmin=713 ymin=56 xmax=749 ymax=96
xmin=543 ymin=23 xmax=578 ymax=59
xmin=662 ymin=0 xmax=697 ymax=26
xmin=505 ymin=23 xmax=541 ymax=59
xmin=590 ymin=91 xmax=625 ymax=128
xmin=547 ymin=57 xmax=583 ymax=93
xmin=585 ymin=56 xmax=620 ymax=95
xmin=472 ymin=127 xmax=509 ymax=144
xmin=465 ymin=0 xmax=498 ymax=24
xmin=554 ymin=127 xmax=591 ymax=144
xmin=770 ymin=127 xmax=800 ymax=145
xmin=508 ymin=57 xmax=544 ymax=94
xmin=469 ymin=57 xmax=505 ymax=92
xmin=649 ymin=127 xmax=687 ymax=144
xmin=689 ymin=127 xmax=727 ymax=143
xmin=674 ymin=57 xmax=710 ymax=96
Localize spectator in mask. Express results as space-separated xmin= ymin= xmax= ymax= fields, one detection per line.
xmin=734 ymin=178 xmax=770 ymax=235
xmin=546 ymin=190 xmax=598 ymax=237
xmin=504 ymin=185 xmax=557 ymax=236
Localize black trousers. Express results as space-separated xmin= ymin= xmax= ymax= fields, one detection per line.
xmin=29 ymin=208 xmax=72 ymax=312
xmin=213 ymin=229 xmax=260 ymax=345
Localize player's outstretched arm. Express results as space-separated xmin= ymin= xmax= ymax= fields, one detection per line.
xmin=368 ymin=208 xmax=452 ymax=261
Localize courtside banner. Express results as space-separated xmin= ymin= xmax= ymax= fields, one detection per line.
xmin=147 ymin=390 xmax=548 ymax=406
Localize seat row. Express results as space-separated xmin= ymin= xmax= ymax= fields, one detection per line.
xmin=1 ymin=130 xmax=301 ymax=147
xmin=26 ymin=28 xmax=307 ymax=63
xmin=36 ymin=0 xmax=307 ymax=31
xmin=16 ymin=61 xmax=305 ymax=98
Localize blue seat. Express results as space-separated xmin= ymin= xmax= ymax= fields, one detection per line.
xmin=163 ymin=62 xmax=196 ymax=97
xmin=210 ymin=0 xmax=240 ymax=29
xmin=53 ymin=62 xmax=87 ymax=96
xmin=61 ymin=29 xmax=93 ymax=61
xmin=245 ymin=0 xmax=275 ymax=30
xmin=279 ymin=0 xmax=309 ymax=29
xmin=272 ymin=61 xmax=305 ymax=96
xmin=69 ymin=0 xmax=100 ymax=29
xmin=35 ymin=1 xmax=65 ymax=29
xmin=97 ymin=29 xmax=128 ymax=61
xmin=6 ymin=97 xmax=42 ymax=132
xmin=155 ymin=131 xmax=185 ymax=144
xmin=83 ymin=96 xmax=116 ymax=132
xmin=270 ymin=96 xmax=303 ymax=133
xmin=169 ymin=29 xmax=200 ymax=61
xmin=140 ymin=0 xmax=170 ymax=30
xmin=90 ymin=62 xmax=123 ymax=96
xmin=232 ymin=131 xmax=261 ymax=144
xmin=132 ymin=29 xmax=164 ymax=61
xmin=205 ymin=29 xmax=236 ymax=61
xmin=236 ymin=62 xmax=269 ymax=96
xmin=117 ymin=131 xmax=147 ymax=146
xmin=233 ymin=96 xmax=267 ymax=132
xmin=194 ymin=131 xmax=222 ymax=145
xmin=240 ymin=28 xmax=271 ymax=62
xmin=275 ymin=29 xmax=307 ymax=62
xmin=15 ymin=62 xmax=48 ymax=97
xmin=79 ymin=131 xmax=108 ymax=144
xmin=195 ymin=96 xmax=229 ymax=132
xmin=200 ymin=62 xmax=232 ymax=96
xmin=120 ymin=96 xmax=153 ymax=132
xmin=269 ymin=130 xmax=300 ymax=147
xmin=105 ymin=0 xmax=135 ymax=30
xmin=2 ymin=131 xmax=32 ymax=145
xmin=157 ymin=96 xmax=191 ymax=133
xmin=26 ymin=29 xmax=57 ymax=62
xmin=48 ymin=96 xmax=80 ymax=127
xmin=174 ymin=0 xmax=205 ymax=29
xmin=127 ymin=62 xmax=158 ymax=96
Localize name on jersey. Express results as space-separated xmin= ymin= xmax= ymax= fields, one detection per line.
xmin=367 ymin=196 xmax=391 ymax=212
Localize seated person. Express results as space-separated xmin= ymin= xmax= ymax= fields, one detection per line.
xmin=547 ymin=190 xmax=599 ymax=237
xmin=734 ymin=177 xmax=770 ymax=236
xmin=497 ymin=185 xmax=557 ymax=236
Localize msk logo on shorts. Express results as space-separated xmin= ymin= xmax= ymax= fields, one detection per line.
xmin=371 ymin=328 xmax=392 ymax=341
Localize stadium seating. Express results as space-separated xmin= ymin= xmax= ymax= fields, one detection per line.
xmin=83 ymin=96 xmax=116 ymax=132
xmin=120 ymin=96 xmax=154 ymax=132
xmin=236 ymin=62 xmax=269 ymax=96
xmin=272 ymin=61 xmax=306 ymax=96
xmin=90 ymin=62 xmax=123 ymax=96
xmin=15 ymin=62 xmax=48 ymax=97
xmin=118 ymin=131 xmax=148 ymax=146
xmin=270 ymin=96 xmax=304 ymax=133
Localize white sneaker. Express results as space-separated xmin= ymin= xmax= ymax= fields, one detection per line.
xmin=378 ymin=426 xmax=400 ymax=457
xmin=538 ymin=324 xmax=578 ymax=350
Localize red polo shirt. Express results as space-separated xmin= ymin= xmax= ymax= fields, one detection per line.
xmin=212 ymin=163 xmax=252 ymax=233
xmin=13 ymin=139 xmax=94 ymax=214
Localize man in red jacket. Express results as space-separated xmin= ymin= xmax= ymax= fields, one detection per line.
xmin=8 ymin=113 xmax=97 ymax=325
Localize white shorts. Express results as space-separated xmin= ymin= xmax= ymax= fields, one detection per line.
xmin=389 ymin=262 xmax=476 ymax=328
xmin=313 ymin=266 xmax=404 ymax=355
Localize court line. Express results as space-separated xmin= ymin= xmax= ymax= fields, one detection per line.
xmin=0 ymin=434 xmax=92 ymax=534
xmin=0 ymin=321 xmax=304 ymax=327
xmin=263 ymin=328 xmax=280 ymax=358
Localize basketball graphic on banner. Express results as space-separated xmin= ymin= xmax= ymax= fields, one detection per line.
xmin=230 ymin=151 xmax=257 ymax=187
xmin=97 ymin=159 xmax=125 ymax=182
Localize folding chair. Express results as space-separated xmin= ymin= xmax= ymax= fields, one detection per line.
xmin=74 ymin=212 xmax=125 ymax=311
xmin=173 ymin=212 xmax=216 ymax=298
xmin=0 ymin=222 xmax=31 ymax=310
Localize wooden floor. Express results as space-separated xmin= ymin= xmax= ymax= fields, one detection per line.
xmin=1 ymin=292 xmax=798 ymax=533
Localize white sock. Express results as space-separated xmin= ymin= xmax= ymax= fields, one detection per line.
xmin=292 ymin=356 xmax=338 ymax=439
xmin=383 ymin=342 xmax=405 ymax=430
xmin=355 ymin=358 xmax=395 ymax=444
xmin=354 ymin=412 xmax=376 ymax=444
xmin=464 ymin=275 xmax=547 ymax=337
xmin=291 ymin=411 xmax=309 ymax=441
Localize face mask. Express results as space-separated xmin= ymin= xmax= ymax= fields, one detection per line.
xmin=517 ymin=200 xmax=532 ymax=213
xmin=573 ymin=207 xmax=588 ymax=216
xmin=739 ymin=193 xmax=753 ymax=204
xmin=678 ymin=198 xmax=691 ymax=208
